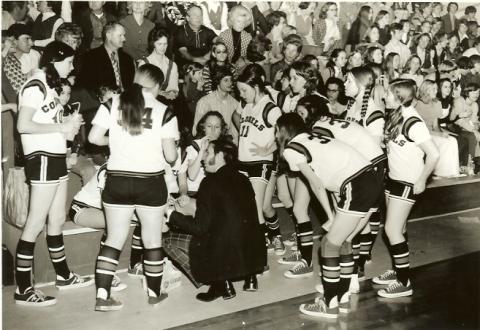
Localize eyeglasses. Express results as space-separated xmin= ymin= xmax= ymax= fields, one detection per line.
xmin=327 ymin=89 xmax=339 ymax=92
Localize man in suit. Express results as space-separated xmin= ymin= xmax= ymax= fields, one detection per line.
xmin=441 ymin=2 xmax=460 ymax=34
xmin=74 ymin=1 xmax=116 ymax=53
xmin=77 ymin=21 xmax=135 ymax=95
xmin=163 ymin=138 xmax=267 ymax=302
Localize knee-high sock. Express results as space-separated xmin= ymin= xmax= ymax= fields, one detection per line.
xmin=46 ymin=235 xmax=71 ymax=280
xmin=358 ymin=233 xmax=372 ymax=270
xmin=95 ymin=245 xmax=121 ymax=298
xmin=320 ymin=237 xmax=341 ymax=306
xmin=265 ymin=213 xmax=281 ymax=239
xmin=369 ymin=212 xmax=381 ymax=256
xmin=143 ymin=248 xmax=166 ymax=297
xmin=338 ymin=241 xmax=354 ymax=299
xmin=297 ymin=222 xmax=313 ymax=266
xmin=15 ymin=240 xmax=35 ymax=294
xmin=286 ymin=206 xmax=297 ymax=225
xmin=130 ymin=222 xmax=143 ymax=268
xmin=391 ymin=241 xmax=410 ymax=286
xmin=382 ymin=231 xmax=395 ymax=267
xmin=351 ymin=234 xmax=360 ymax=274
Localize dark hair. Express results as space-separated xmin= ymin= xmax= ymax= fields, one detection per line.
xmin=325 ymin=77 xmax=348 ymax=105
xmin=437 ymin=78 xmax=453 ymax=108
xmin=349 ymin=66 xmax=375 ymax=88
xmin=211 ymin=66 xmax=233 ymax=90
xmin=195 ymin=111 xmax=229 ymax=139
xmin=205 ymin=41 xmax=230 ymax=75
xmin=390 ymin=22 xmax=403 ymax=33
xmin=461 ymin=83 xmax=480 ymax=98
xmin=433 ymin=32 xmax=447 ymax=46
xmin=3 ymin=1 xmax=27 ymax=13
xmin=457 ymin=56 xmax=473 ymax=70
xmin=147 ymin=26 xmax=169 ymax=53
xmin=470 ymin=54 xmax=480 ymax=66
xmin=358 ymin=5 xmax=372 ymax=19
xmin=55 ymin=77 xmax=71 ymax=95
xmin=374 ymin=10 xmax=389 ymax=25
xmin=447 ymin=2 xmax=458 ymax=12
xmin=102 ymin=21 xmax=123 ymax=42
xmin=473 ymin=37 xmax=480 ymax=47
xmin=403 ymin=55 xmax=422 ymax=74
xmin=327 ymin=48 xmax=346 ymax=71
xmin=40 ymin=41 xmax=75 ymax=90
xmin=288 ymin=61 xmax=320 ymax=94
xmin=46 ymin=1 xmax=62 ymax=15
xmin=465 ymin=5 xmax=477 ymax=15
xmin=266 ymin=11 xmax=287 ymax=29
xmin=237 ymin=63 xmax=268 ymax=95
xmin=282 ymin=34 xmax=303 ymax=54
xmin=247 ymin=34 xmax=272 ymax=63
xmin=210 ymin=137 xmax=237 ymax=165
xmin=365 ymin=46 xmax=382 ymax=64
xmin=118 ymin=64 xmax=164 ymax=135
xmin=275 ymin=113 xmax=308 ymax=156
xmin=318 ymin=2 xmax=337 ymax=19
xmin=55 ymin=23 xmax=83 ymax=43
xmin=296 ymin=94 xmax=331 ymax=129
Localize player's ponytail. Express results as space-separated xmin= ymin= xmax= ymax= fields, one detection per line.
xmin=118 ymin=83 xmax=145 ymax=136
xmin=296 ymin=95 xmax=331 ymax=129
xmin=384 ymin=78 xmax=416 ymax=144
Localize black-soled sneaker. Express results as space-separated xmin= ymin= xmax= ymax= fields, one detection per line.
xmin=56 ymin=273 xmax=94 ymax=290
xmin=148 ymin=292 xmax=168 ymax=306
xmin=14 ymin=287 xmax=57 ymax=307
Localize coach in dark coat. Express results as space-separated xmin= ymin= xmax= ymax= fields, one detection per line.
xmin=164 ymin=138 xmax=266 ymax=302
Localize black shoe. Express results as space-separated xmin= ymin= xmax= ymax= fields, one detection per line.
xmin=243 ymin=275 xmax=258 ymax=292
xmin=196 ymin=284 xmax=223 ymax=302
xmin=223 ymin=280 xmax=236 ymax=300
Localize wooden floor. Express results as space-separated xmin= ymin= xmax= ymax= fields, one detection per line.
xmin=172 ymin=252 xmax=480 ymax=330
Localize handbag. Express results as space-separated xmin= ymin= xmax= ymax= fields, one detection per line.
xmin=160 ymin=257 xmax=182 ymax=293
xmin=3 ymin=167 xmax=29 ymax=229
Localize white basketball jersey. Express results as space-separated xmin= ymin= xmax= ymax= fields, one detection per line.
xmin=237 ymin=95 xmax=282 ymax=163
xmin=387 ymin=106 xmax=432 ymax=184
xmin=283 ymin=133 xmax=370 ymax=193
xmin=312 ymin=118 xmax=385 ymax=165
xmin=345 ymin=92 xmax=385 ymax=140
xmin=92 ymin=91 xmax=178 ymax=175
xmin=18 ymin=71 xmax=66 ymax=157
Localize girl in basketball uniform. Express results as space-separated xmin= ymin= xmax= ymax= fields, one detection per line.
xmin=276 ymin=113 xmax=382 ymax=318
xmin=373 ymin=78 xmax=439 ymax=298
xmin=88 ymin=64 xmax=178 ymax=311
xmin=234 ymin=64 xmax=283 ymax=255
xmin=15 ymin=41 xmax=91 ymax=307
xmin=182 ymin=111 xmax=230 ymax=196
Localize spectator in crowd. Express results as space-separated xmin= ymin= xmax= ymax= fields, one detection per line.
xmin=78 ymin=21 xmax=135 ymax=95
xmin=456 ymin=19 xmax=470 ymax=52
xmin=119 ymin=2 xmax=154 ymax=61
xmin=364 ymin=46 xmax=384 ymax=65
xmin=175 ymin=5 xmax=217 ymax=67
xmin=2 ymin=1 xmax=30 ymax=31
xmin=198 ymin=1 xmax=228 ymax=36
xmin=219 ymin=5 xmax=253 ymax=70
xmin=374 ymin=10 xmax=391 ymax=46
xmin=385 ymin=23 xmax=411 ymax=68
xmin=462 ymin=55 xmax=480 ymax=87
xmin=346 ymin=5 xmax=373 ymax=52
xmin=74 ymin=1 xmax=116 ymax=52
xmin=411 ymin=33 xmax=436 ymax=73
xmin=265 ymin=10 xmax=287 ymax=62
xmin=441 ymin=2 xmax=459 ymax=34
xmin=357 ymin=25 xmax=384 ymax=54
xmin=443 ymin=33 xmax=463 ymax=61
xmin=202 ymin=40 xmax=237 ymax=94
xmin=383 ymin=52 xmax=401 ymax=81
xmin=321 ymin=48 xmax=347 ymax=83
xmin=401 ymin=55 xmax=424 ymax=87
xmin=270 ymin=34 xmax=302 ymax=84
xmin=138 ymin=27 xmax=179 ymax=101
xmin=462 ymin=5 xmax=477 ymax=22
xmin=55 ymin=22 xmax=83 ymax=51
xmin=182 ymin=62 xmax=206 ymax=127
xmin=325 ymin=77 xmax=348 ymax=117
xmin=290 ymin=2 xmax=316 ymax=46
xmin=240 ymin=2 xmax=269 ymax=37
xmin=31 ymin=1 xmax=64 ymax=51
xmin=312 ymin=2 xmax=342 ymax=55
xmin=432 ymin=2 xmax=444 ymax=19
xmin=3 ymin=24 xmax=40 ymax=93
xmin=193 ymin=66 xmax=238 ymax=139
xmin=433 ymin=32 xmax=449 ymax=64
xmin=164 ymin=138 xmax=266 ymax=301
xmin=463 ymin=37 xmax=480 ymax=57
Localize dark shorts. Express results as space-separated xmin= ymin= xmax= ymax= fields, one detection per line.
xmin=337 ymin=168 xmax=383 ymax=216
xmin=25 ymin=154 xmax=68 ymax=185
xmin=385 ymin=178 xmax=416 ymax=204
xmin=69 ymin=200 xmax=94 ymax=223
xmin=238 ymin=161 xmax=274 ymax=183
xmin=102 ymin=174 xmax=168 ymax=208
xmin=369 ymin=159 xmax=387 ymax=212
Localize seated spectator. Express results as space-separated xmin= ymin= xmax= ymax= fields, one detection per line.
xmin=346 ymin=5 xmax=373 ymax=52
xmin=312 ymin=2 xmax=342 ymax=55
xmin=74 ymin=1 xmax=116 ymax=52
xmin=270 ymin=34 xmax=302 ymax=84
xmin=364 ymin=46 xmax=383 ymax=65
xmin=320 ymin=48 xmax=347 ymax=83
xmin=463 ymin=5 xmax=478 ymax=22
xmin=218 ymin=5 xmax=252 ymax=70
xmin=383 ymin=52 xmax=401 ymax=81
xmin=119 ymin=2 xmax=154 ymax=61
xmin=411 ymin=33 xmax=436 ymax=74
xmin=356 ymin=25 xmax=385 ymax=53
xmin=385 ymin=22 xmax=411 ymax=68
xmin=291 ymin=2 xmax=316 ymax=46
xmin=416 ymin=79 xmax=460 ymax=177
xmin=401 ymin=55 xmax=425 ymax=87
xmin=32 ymin=1 xmax=64 ymax=51
xmin=433 ymin=33 xmax=449 ymax=64
xmin=347 ymin=51 xmax=363 ymax=70
xmin=463 ymin=37 xmax=480 ymax=57
xmin=163 ymin=138 xmax=266 ymax=301
xmin=265 ymin=10 xmax=287 ymax=63
xmin=202 ymin=41 xmax=237 ymax=94
xmin=374 ymin=10 xmax=390 ymax=46
xmin=138 ymin=27 xmax=179 ymax=101
xmin=193 ymin=67 xmax=238 ymax=139
xmin=175 ymin=5 xmax=217 ymax=67
xmin=466 ymin=21 xmax=478 ymax=49
xmin=443 ymin=33 xmax=463 ymax=62
xmin=198 ymin=1 xmax=229 ymax=36
xmin=462 ymin=55 xmax=480 ymax=87
xmin=182 ymin=63 xmax=206 ymax=126
xmin=456 ymin=19 xmax=470 ymax=52
xmin=2 ymin=1 xmax=30 ymax=31
xmin=55 ymin=22 xmax=83 ymax=80
xmin=325 ymin=77 xmax=348 ymax=118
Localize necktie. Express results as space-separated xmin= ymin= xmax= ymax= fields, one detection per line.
xmin=110 ymin=52 xmax=122 ymax=90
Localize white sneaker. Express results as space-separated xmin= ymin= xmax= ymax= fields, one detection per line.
xmin=377 ymin=280 xmax=413 ymax=298
xmin=349 ymin=273 xmax=360 ymax=294
xmin=372 ymin=269 xmax=397 ymax=285
xmin=284 ymin=260 xmax=313 ymax=278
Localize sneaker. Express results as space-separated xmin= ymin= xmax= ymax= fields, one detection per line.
xmin=372 ymin=269 xmax=397 ymax=285
xmin=315 ymin=283 xmax=324 ymax=294
xmin=299 ymin=297 xmax=338 ymax=318
xmin=266 ymin=237 xmax=274 ymax=253
xmin=56 ymin=273 xmax=94 ymax=290
xmin=128 ymin=262 xmax=143 ymax=278
xmin=148 ymin=292 xmax=168 ymax=306
xmin=95 ymin=297 xmax=123 ymax=312
xmin=338 ymin=293 xmax=350 ymax=313
xmin=14 ymin=287 xmax=57 ymax=307
xmin=284 ymin=260 xmax=313 ymax=278
xmin=349 ymin=274 xmax=360 ymax=294
xmin=111 ymin=275 xmax=127 ymax=292
xmin=377 ymin=280 xmax=413 ymax=298
xmin=283 ymin=232 xmax=297 ymax=247
xmin=272 ymin=235 xmax=286 ymax=256
xmin=278 ymin=250 xmax=302 ymax=265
